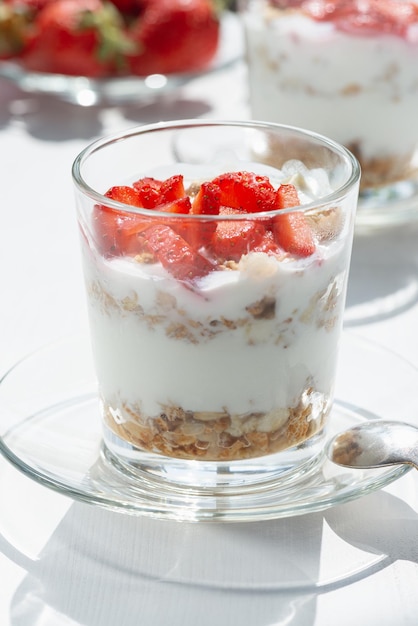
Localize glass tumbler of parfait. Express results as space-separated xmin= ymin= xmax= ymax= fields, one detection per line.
xmin=239 ymin=0 xmax=418 ymax=225
xmin=72 ymin=119 xmax=359 ymax=493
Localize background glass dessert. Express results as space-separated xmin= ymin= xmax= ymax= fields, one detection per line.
xmin=72 ymin=119 xmax=359 ymax=492
xmin=239 ymin=0 xmax=418 ymax=224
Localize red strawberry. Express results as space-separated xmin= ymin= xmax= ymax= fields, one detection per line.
xmin=209 ymin=206 xmax=267 ymax=262
xmin=132 ymin=177 xmax=163 ymax=208
xmin=20 ymin=0 xmax=132 ymax=77
xmin=132 ymin=174 xmax=187 ymax=207
xmin=191 ymin=181 xmax=221 ymax=216
xmin=273 ymin=184 xmax=315 ymax=257
xmin=105 ymin=184 xmax=143 ymax=207
xmin=93 ymin=174 xmax=317 ymax=266
xmin=252 ymin=229 xmax=284 ymax=257
xmin=276 ymin=183 xmax=300 ymax=209
xmin=94 ymin=184 xmax=193 ymax=256
xmin=212 ymin=171 xmax=276 ymax=213
xmin=159 ymin=174 xmax=187 ymax=203
xmin=181 ymin=180 xmax=221 ymax=247
xmin=156 ymin=196 xmax=192 ymax=215
xmin=140 ymin=224 xmax=215 ymax=281
xmin=93 ymin=185 xmax=147 ymax=256
xmin=127 ymin=0 xmax=220 ymax=76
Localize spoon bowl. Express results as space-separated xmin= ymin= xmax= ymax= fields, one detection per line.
xmin=327 ymin=420 xmax=418 ymax=470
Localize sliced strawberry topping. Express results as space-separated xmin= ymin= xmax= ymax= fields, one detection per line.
xmin=92 ymin=207 xmax=149 ymax=257
xmin=156 ymin=196 xmax=192 ymax=215
xmin=191 ymin=181 xmax=221 ymax=216
xmin=105 ymin=184 xmax=142 ymax=207
xmin=209 ymin=206 xmax=267 ymax=262
xmin=212 ymin=171 xmax=276 ymax=213
xmin=276 ymin=183 xmax=300 ymax=209
xmin=252 ymin=230 xmax=285 ymax=257
xmin=92 ymin=185 xmax=146 ymax=256
xmin=234 ymin=173 xmax=276 ymax=213
xmin=132 ymin=177 xmax=163 ymax=208
xmin=93 ymin=174 xmax=318 ymax=271
xmin=273 ymin=184 xmax=315 ymax=257
xmin=179 ymin=180 xmax=221 ymax=248
xmin=133 ymin=174 xmax=187 ymax=208
xmin=93 ymin=184 xmax=192 ymax=256
xmin=140 ymin=224 xmax=215 ymax=281
xmin=160 ymin=174 xmax=187 ymax=203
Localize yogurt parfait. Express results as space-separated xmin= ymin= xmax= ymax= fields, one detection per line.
xmin=240 ymin=0 xmax=418 ymax=196
xmin=73 ymin=121 xmax=359 ymax=489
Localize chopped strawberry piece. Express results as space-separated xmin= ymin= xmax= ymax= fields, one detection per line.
xmin=93 ymin=206 xmax=150 ymax=257
xmin=275 ymin=183 xmax=301 ymax=210
xmin=212 ymin=171 xmax=276 ymax=213
xmin=132 ymin=177 xmax=163 ymax=208
xmin=178 ymin=180 xmax=220 ymax=247
xmin=252 ymin=230 xmax=284 ymax=257
xmin=191 ymin=181 xmax=221 ymax=216
xmin=210 ymin=206 xmax=267 ymax=262
xmin=105 ymin=184 xmax=143 ymax=207
xmin=211 ymin=172 xmax=241 ymax=208
xmin=133 ymin=174 xmax=187 ymax=208
xmin=273 ymin=213 xmax=316 ymax=257
xmin=92 ymin=185 xmax=147 ymax=256
xmin=93 ymin=173 xmax=317 ymax=265
xmin=160 ymin=174 xmax=187 ymax=203
xmin=273 ymin=184 xmax=315 ymax=257
xmin=94 ymin=181 xmax=193 ymax=257
xmin=234 ymin=172 xmax=276 ymax=213
xmin=157 ymin=196 xmax=192 ymax=215
xmin=140 ymin=224 xmax=215 ymax=281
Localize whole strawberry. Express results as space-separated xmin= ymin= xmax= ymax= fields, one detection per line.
xmin=20 ymin=0 xmax=132 ymax=77
xmin=127 ymin=0 xmax=220 ymax=76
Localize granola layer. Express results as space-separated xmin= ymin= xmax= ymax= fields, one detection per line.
xmin=346 ymin=143 xmax=418 ymax=190
xmin=103 ymin=387 xmax=329 ymax=461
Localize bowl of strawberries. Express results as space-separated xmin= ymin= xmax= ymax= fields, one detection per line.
xmin=0 ymin=0 xmax=242 ymax=104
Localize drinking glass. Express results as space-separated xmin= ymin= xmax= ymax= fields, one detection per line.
xmin=239 ymin=0 xmax=418 ymax=225
xmin=72 ymin=119 xmax=359 ymax=494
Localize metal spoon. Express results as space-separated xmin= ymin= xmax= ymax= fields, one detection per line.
xmin=327 ymin=420 xmax=418 ymax=470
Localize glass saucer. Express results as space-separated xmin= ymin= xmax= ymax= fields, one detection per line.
xmin=0 ymin=12 xmax=242 ymax=107
xmin=0 ymin=332 xmax=415 ymax=522
xmin=355 ymin=180 xmax=418 ymax=231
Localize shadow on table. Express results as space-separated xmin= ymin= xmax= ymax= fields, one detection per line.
xmin=345 ymin=221 xmax=418 ymax=327
xmin=1 ymin=475 xmax=416 ymax=626
xmin=0 ymin=78 xmax=212 ymax=142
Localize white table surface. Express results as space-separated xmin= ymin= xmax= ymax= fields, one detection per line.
xmin=1 ymin=59 xmax=418 ymax=626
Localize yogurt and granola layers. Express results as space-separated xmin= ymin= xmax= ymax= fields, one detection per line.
xmin=81 ymin=163 xmax=354 ymax=462
xmin=241 ymin=0 xmax=418 ymax=190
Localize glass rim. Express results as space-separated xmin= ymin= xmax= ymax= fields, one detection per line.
xmin=71 ymin=118 xmax=361 ymax=220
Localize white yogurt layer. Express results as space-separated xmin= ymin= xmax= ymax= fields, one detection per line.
xmin=83 ymin=232 xmax=351 ymax=422
xmin=243 ymin=10 xmax=418 ymax=160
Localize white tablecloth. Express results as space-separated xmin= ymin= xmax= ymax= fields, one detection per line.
xmin=1 ymin=60 xmax=418 ymax=625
